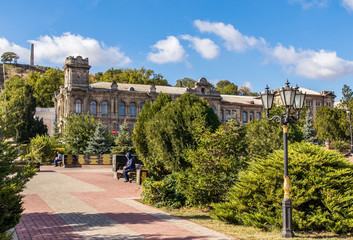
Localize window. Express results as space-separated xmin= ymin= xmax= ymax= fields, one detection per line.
xmin=130 ymin=102 xmax=136 ymax=116
xmin=102 ymin=101 xmax=108 ymax=115
xmin=90 ymin=101 xmax=97 ymax=115
xmin=225 ymin=110 xmax=230 ymax=121
xmin=250 ymin=112 xmax=254 ymax=121
xmin=243 ymin=111 xmax=248 ymax=123
xmin=232 ymin=110 xmax=237 ymax=119
xmin=257 ymin=112 xmax=261 ymax=120
xmin=139 ymin=103 xmax=144 ymax=112
xmin=75 ymin=99 xmax=82 ymax=114
xmin=201 ymin=88 xmax=205 ymax=94
xmin=220 ymin=110 xmax=224 ymax=121
xmin=212 ymin=106 xmax=217 ymax=114
xmin=119 ymin=102 xmax=125 ymax=116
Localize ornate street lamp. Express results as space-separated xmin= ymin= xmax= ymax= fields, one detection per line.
xmin=260 ymin=80 xmax=306 ymax=238
xmin=346 ymin=109 xmax=353 ymax=153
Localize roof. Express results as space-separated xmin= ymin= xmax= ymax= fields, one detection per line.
xmin=90 ymin=82 xmax=187 ymax=94
xmin=220 ymin=95 xmax=262 ymax=105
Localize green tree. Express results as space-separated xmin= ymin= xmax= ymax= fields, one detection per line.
xmin=62 ymin=113 xmax=98 ymax=154
xmin=0 ymin=76 xmax=47 ymax=143
xmin=178 ymin=120 xmax=248 ymax=206
xmin=101 ymin=67 xmax=170 ymax=86
xmin=33 ymin=69 xmax=64 ymax=107
xmin=216 ymin=80 xmax=238 ymax=95
xmin=111 ymin=121 xmax=135 ymax=154
xmin=245 ymin=106 xmax=304 ymax=159
xmin=0 ymin=140 xmax=37 ymax=238
xmin=303 ymin=110 xmax=318 ymax=144
xmin=212 ymin=142 xmax=353 ymax=234
xmin=84 ymin=123 xmax=113 ymax=154
xmin=314 ymin=106 xmax=340 ymax=141
xmin=26 ymin=135 xmax=58 ymax=164
xmin=341 ymin=84 xmax=353 ymax=109
xmin=175 ymin=78 xmax=196 ymax=88
xmin=1 ymin=52 xmax=19 ymax=63
xmin=133 ymin=92 xmax=220 ymax=179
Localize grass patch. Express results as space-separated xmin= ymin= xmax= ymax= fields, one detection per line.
xmin=155 ymin=206 xmax=352 ymax=240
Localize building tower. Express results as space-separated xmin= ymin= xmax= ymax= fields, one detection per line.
xmin=30 ymin=43 xmax=34 ymax=66
xmin=63 ymin=56 xmax=91 ymax=91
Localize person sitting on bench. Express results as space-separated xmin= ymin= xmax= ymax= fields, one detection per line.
xmin=54 ymin=152 xmax=63 ymax=167
xmin=123 ymin=152 xmax=136 ymax=182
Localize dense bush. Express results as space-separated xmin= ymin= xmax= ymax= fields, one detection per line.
xmin=141 ymin=174 xmax=186 ymax=208
xmin=26 ymin=135 xmax=58 ymax=164
xmin=211 ymin=142 xmax=353 ymax=233
xmin=133 ymin=93 xmax=220 ymax=179
xmin=177 ymin=120 xmax=248 ymax=206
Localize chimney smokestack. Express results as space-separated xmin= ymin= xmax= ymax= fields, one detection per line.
xmin=30 ymin=44 xmax=34 ymax=66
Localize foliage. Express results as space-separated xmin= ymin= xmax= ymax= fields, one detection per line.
xmin=62 ymin=113 xmax=99 ymax=154
xmin=26 ymin=135 xmax=58 ymax=164
xmin=0 ymin=76 xmax=47 ymax=143
xmin=141 ymin=174 xmax=186 ymax=208
xmin=175 ymin=77 xmax=196 ymax=88
xmin=0 ymin=140 xmax=37 ymax=235
xmin=341 ymin=84 xmax=353 ymax=109
xmin=216 ymin=80 xmax=238 ymax=95
xmin=30 ymin=69 xmax=64 ymax=107
xmin=177 ymin=120 xmax=248 ymax=206
xmin=84 ymin=123 xmax=113 ymax=154
xmin=1 ymin=52 xmax=19 ymax=63
xmin=132 ymin=92 xmax=220 ymax=179
xmin=314 ymin=106 xmax=349 ymax=141
xmin=111 ymin=121 xmax=134 ymax=154
xmin=245 ymin=106 xmax=304 ymax=159
xmin=330 ymin=140 xmax=350 ymax=153
xmin=303 ymin=110 xmax=318 ymax=144
xmin=211 ymin=142 xmax=353 ymax=234
xmin=99 ymin=67 xmax=170 ymax=86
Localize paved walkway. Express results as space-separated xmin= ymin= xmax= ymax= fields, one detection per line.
xmin=15 ymin=166 xmax=235 ymax=240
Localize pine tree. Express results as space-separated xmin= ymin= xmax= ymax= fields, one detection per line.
xmin=84 ymin=123 xmax=112 ymax=154
xmin=303 ymin=110 xmax=318 ymax=144
xmin=111 ymin=121 xmax=134 ymax=154
xmin=0 ymin=140 xmax=37 ymax=238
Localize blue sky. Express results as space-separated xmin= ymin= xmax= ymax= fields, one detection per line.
xmin=1 ymin=0 xmax=353 ymax=99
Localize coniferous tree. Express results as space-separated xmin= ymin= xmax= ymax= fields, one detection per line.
xmin=111 ymin=121 xmax=134 ymax=154
xmin=84 ymin=123 xmax=112 ymax=154
xmin=303 ymin=110 xmax=318 ymax=144
xmin=0 ymin=140 xmax=37 ymax=238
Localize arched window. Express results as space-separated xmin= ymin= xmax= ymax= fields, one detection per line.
xmin=212 ymin=106 xmax=216 ymax=114
xmin=90 ymin=101 xmax=97 ymax=115
xmin=130 ymin=102 xmax=136 ymax=116
xmin=220 ymin=110 xmax=224 ymax=121
xmin=75 ymin=99 xmax=82 ymax=114
xmin=139 ymin=103 xmax=144 ymax=112
xmin=250 ymin=112 xmax=254 ymax=121
xmin=102 ymin=101 xmax=108 ymax=115
xmin=256 ymin=112 xmax=261 ymax=120
xmin=243 ymin=111 xmax=248 ymax=123
xmin=225 ymin=110 xmax=230 ymax=121
xmin=119 ymin=102 xmax=125 ymax=116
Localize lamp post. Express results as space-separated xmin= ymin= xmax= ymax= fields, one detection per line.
xmin=260 ymin=80 xmax=306 ymax=238
xmin=346 ymin=109 xmax=353 ymax=153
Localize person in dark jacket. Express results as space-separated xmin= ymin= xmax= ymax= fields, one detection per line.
xmin=123 ymin=152 xmax=136 ymax=182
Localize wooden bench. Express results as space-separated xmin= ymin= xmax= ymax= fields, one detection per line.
xmin=117 ymin=164 xmax=143 ymax=183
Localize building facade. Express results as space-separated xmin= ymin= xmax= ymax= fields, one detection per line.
xmin=54 ymin=56 xmax=335 ymax=132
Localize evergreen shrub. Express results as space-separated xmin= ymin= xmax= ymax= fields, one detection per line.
xmin=141 ymin=173 xmax=186 ymax=208
xmin=211 ymin=142 xmax=353 ymax=233
xmin=26 ymin=135 xmax=58 ymax=164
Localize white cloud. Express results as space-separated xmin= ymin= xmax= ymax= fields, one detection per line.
xmin=194 ymin=20 xmax=266 ymax=52
xmin=0 ymin=38 xmax=30 ymax=62
xmin=342 ymin=0 xmax=353 ymax=11
xmin=147 ymin=36 xmax=186 ymax=64
xmin=268 ymin=44 xmax=353 ymax=80
xmin=180 ymin=35 xmax=219 ymax=59
xmin=288 ymin=0 xmax=328 ymax=9
xmin=29 ymin=32 xmax=131 ymax=67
